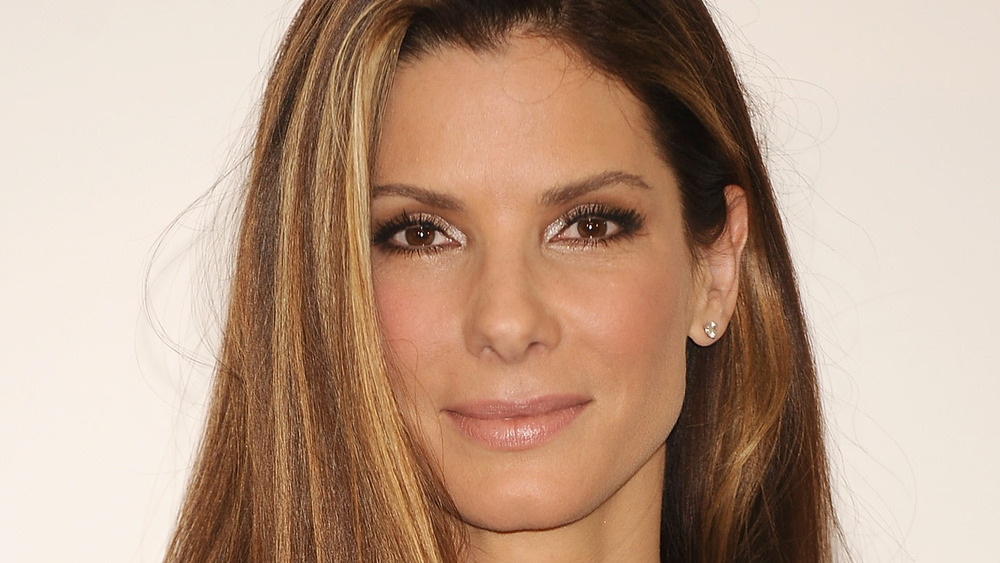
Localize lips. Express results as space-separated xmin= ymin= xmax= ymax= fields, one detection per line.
xmin=444 ymin=395 xmax=591 ymax=451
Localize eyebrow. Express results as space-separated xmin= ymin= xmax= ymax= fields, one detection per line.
xmin=370 ymin=183 xmax=465 ymax=210
xmin=539 ymin=170 xmax=653 ymax=206
xmin=370 ymin=170 xmax=652 ymax=210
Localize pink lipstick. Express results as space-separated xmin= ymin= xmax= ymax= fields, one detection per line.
xmin=444 ymin=395 xmax=590 ymax=450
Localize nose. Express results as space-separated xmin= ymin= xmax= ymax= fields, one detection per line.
xmin=463 ymin=247 xmax=561 ymax=363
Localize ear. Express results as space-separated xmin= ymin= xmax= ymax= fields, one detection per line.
xmin=689 ymin=185 xmax=749 ymax=346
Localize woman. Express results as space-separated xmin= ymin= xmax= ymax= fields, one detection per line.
xmin=166 ymin=0 xmax=837 ymax=561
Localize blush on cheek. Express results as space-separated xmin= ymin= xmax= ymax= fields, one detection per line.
xmin=590 ymin=268 xmax=690 ymax=384
xmin=374 ymin=281 xmax=434 ymax=428
xmin=375 ymin=271 xmax=435 ymax=336
xmin=576 ymin=263 xmax=691 ymax=345
xmin=374 ymin=276 xmax=460 ymax=384
xmin=373 ymin=280 xmax=420 ymax=368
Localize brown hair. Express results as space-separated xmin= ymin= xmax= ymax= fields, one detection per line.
xmin=166 ymin=1 xmax=836 ymax=561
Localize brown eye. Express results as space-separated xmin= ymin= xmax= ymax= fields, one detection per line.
xmin=545 ymin=204 xmax=641 ymax=248
xmin=374 ymin=212 xmax=464 ymax=254
xmin=576 ymin=217 xmax=608 ymax=238
xmin=404 ymin=224 xmax=437 ymax=246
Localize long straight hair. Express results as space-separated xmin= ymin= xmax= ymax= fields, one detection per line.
xmin=166 ymin=1 xmax=836 ymax=561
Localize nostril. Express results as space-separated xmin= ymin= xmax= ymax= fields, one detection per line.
xmin=461 ymin=249 xmax=561 ymax=362
xmin=464 ymin=287 xmax=560 ymax=363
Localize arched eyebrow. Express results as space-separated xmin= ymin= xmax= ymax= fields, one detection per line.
xmin=371 ymin=170 xmax=651 ymax=210
xmin=370 ymin=183 xmax=465 ymax=210
xmin=539 ymin=171 xmax=652 ymax=206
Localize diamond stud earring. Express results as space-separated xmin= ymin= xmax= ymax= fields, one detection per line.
xmin=704 ymin=321 xmax=718 ymax=339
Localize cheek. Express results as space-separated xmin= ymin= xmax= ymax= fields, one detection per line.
xmin=373 ymin=269 xmax=461 ymax=389
xmin=375 ymin=276 xmax=426 ymax=370
xmin=565 ymin=260 xmax=693 ymax=430
xmin=569 ymin=261 xmax=693 ymax=366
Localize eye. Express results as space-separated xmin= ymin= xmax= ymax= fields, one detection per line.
xmin=547 ymin=203 xmax=644 ymax=247
xmin=393 ymin=223 xmax=449 ymax=247
xmin=564 ymin=215 xmax=620 ymax=239
xmin=372 ymin=211 xmax=464 ymax=254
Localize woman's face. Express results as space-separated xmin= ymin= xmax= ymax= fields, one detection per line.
xmin=371 ymin=37 xmax=714 ymax=535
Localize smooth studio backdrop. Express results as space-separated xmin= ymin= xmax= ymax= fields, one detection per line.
xmin=2 ymin=1 xmax=997 ymax=561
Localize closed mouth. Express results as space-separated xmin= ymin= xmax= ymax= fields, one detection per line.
xmin=444 ymin=395 xmax=591 ymax=450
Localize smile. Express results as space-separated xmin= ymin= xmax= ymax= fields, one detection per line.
xmin=444 ymin=395 xmax=591 ymax=451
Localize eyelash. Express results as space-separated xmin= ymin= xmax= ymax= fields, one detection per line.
xmin=551 ymin=203 xmax=644 ymax=249
xmin=371 ymin=211 xmax=460 ymax=256
xmin=371 ymin=203 xmax=645 ymax=256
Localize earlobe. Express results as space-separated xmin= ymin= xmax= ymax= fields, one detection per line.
xmin=689 ymin=185 xmax=749 ymax=346
xmin=703 ymin=320 xmax=719 ymax=340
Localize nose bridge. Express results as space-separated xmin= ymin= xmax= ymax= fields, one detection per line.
xmin=464 ymin=237 xmax=559 ymax=362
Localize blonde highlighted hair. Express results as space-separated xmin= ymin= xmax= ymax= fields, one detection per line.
xmin=167 ymin=1 xmax=836 ymax=561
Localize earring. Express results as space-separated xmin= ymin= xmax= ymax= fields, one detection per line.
xmin=704 ymin=321 xmax=718 ymax=339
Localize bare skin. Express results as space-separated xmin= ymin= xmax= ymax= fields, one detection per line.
xmin=372 ymin=35 xmax=747 ymax=562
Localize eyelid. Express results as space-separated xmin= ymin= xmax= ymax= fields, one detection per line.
xmin=408 ymin=212 xmax=467 ymax=245
xmin=544 ymin=203 xmax=644 ymax=244
xmin=372 ymin=211 xmax=467 ymax=253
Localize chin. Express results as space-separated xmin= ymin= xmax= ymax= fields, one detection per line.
xmin=445 ymin=461 xmax=606 ymax=533
xmin=459 ymin=494 xmax=590 ymax=533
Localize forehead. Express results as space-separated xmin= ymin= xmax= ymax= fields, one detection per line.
xmin=374 ymin=35 xmax=665 ymax=199
xmin=401 ymin=36 xmax=600 ymax=105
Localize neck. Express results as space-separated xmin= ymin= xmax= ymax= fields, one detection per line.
xmin=460 ymin=444 xmax=665 ymax=563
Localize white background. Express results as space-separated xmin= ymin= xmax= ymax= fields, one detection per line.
xmin=2 ymin=1 xmax=997 ymax=561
